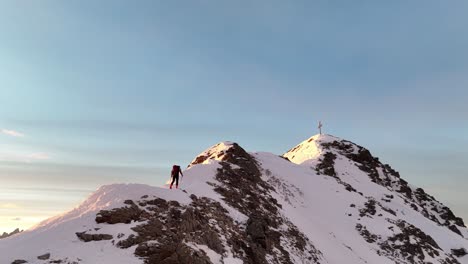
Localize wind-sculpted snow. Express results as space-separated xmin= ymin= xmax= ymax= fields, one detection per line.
xmin=1 ymin=134 xmax=467 ymax=264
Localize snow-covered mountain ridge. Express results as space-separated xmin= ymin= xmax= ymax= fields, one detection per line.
xmin=1 ymin=134 xmax=467 ymax=264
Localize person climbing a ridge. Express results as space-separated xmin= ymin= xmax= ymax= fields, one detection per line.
xmin=170 ymin=165 xmax=183 ymax=189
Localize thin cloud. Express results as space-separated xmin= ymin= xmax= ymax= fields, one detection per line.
xmin=0 ymin=152 xmax=50 ymax=163
xmin=8 ymin=119 xmax=233 ymax=135
xmin=11 ymin=217 xmax=21 ymax=221
xmin=26 ymin=152 xmax=50 ymax=161
xmin=0 ymin=203 xmax=20 ymax=209
xmin=1 ymin=129 xmax=24 ymax=137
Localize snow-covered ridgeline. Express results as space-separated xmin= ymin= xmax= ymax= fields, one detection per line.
xmin=1 ymin=134 xmax=467 ymax=264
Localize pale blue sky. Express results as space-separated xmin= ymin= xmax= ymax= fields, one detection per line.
xmin=1 ymin=1 xmax=467 ymax=232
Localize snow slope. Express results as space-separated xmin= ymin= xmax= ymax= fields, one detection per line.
xmin=0 ymin=184 xmax=191 ymax=264
xmin=263 ymin=134 xmax=468 ymax=263
xmin=1 ymin=135 xmax=467 ymax=264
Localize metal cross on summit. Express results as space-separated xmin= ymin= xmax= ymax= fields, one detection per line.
xmin=318 ymin=121 xmax=323 ymax=135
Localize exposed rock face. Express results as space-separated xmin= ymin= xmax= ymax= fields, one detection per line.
xmin=316 ymin=152 xmax=337 ymax=177
xmin=359 ymin=198 xmax=377 ymax=217
xmin=11 ymin=260 xmax=27 ymax=264
xmin=95 ymin=201 xmax=144 ymax=224
xmin=315 ymin=150 xmax=357 ymax=193
xmin=189 ymin=141 xmax=237 ymax=167
xmin=76 ymin=232 xmax=113 ymax=242
xmin=1 ymin=228 xmax=22 ymax=239
xmin=451 ymin=248 xmax=467 ymax=258
xmin=319 ymin=139 xmax=466 ymax=236
xmin=37 ymin=253 xmax=51 ymax=260
xmin=209 ymin=143 xmax=322 ymax=264
xmin=115 ymin=196 xmax=231 ymax=264
xmin=93 ymin=143 xmax=322 ymax=264
xmin=357 ymin=219 xmax=460 ymax=264
xmin=383 ymin=220 xmax=460 ymax=264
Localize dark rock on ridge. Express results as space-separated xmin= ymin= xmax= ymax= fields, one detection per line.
xmin=37 ymin=253 xmax=51 ymax=260
xmin=1 ymin=228 xmax=22 ymax=239
xmin=320 ymin=139 xmax=466 ymax=236
xmin=451 ymin=248 xmax=467 ymax=258
xmin=210 ymin=143 xmax=321 ymax=264
xmin=95 ymin=204 xmax=144 ymax=224
xmin=93 ymin=142 xmax=322 ymax=264
xmin=11 ymin=260 xmax=27 ymax=264
xmin=76 ymin=232 xmax=113 ymax=242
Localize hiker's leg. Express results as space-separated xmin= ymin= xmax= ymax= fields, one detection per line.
xmin=175 ymin=175 xmax=179 ymax=188
xmin=170 ymin=177 xmax=175 ymax=189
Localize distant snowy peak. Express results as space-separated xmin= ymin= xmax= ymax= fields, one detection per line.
xmin=285 ymin=133 xmax=466 ymax=237
xmin=189 ymin=141 xmax=237 ymax=167
xmin=283 ymin=134 xmax=343 ymax=164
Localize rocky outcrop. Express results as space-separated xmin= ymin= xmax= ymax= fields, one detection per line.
xmin=92 ymin=143 xmax=322 ymax=264
xmin=358 ymin=198 xmax=396 ymax=218
xmin=11 ymin=260 xmax=27 ymax=264
xmin=316 ymin=152 xmax=337 ymax=177
xmin=359 ymin=199 xmax=377 ymax=217
xmin=1 ymin=228 xmax=22 ymax=239
xmin=189 ymin=141 xmax=236 ymax=167
xmin=210 ymin=143 xmax=322 ymax=264
xmin=37 ymin=253 xmax=51 ymax=260
xmin=76 ymin=232 xmax=113 ymax=242
xmin=356 ymin=219 xmax=460 ymax=264
xmin=115 ymin=196 xmax=230 ymax=264
xmin=316 ymin=150 xmax=358 ymax=193
xmin=320 ymin=139 xmax=466 ymax=236
xmin=95 ymin=201 xmax=144 ymax=224
xmin=451 ymin=248 xmax=467 ymax=258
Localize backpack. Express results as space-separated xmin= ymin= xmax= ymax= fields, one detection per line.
xmin=171 ymin=165 xmax=180 ymax=177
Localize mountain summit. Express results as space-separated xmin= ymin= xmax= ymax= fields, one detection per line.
xmin=1 ymin=134 xmax=467 ymax=264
